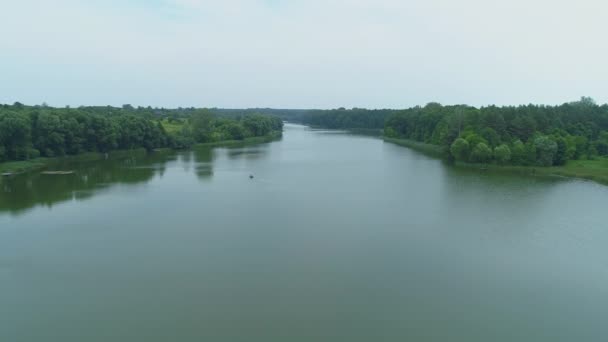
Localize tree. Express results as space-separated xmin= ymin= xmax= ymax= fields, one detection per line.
xmin=595 ymin=132 xmax=608 ymax=156
xmin=190 ymin=110 xmax=214 ymax=142
xmin=511 ymin=140 xmax=526 ymax=165
xmin=571 ymin=96 xmax=596 ymax=106
xmin=553 ymin=137 xmax=568 ymax=165
xmin=509 ymin=116 xmax=537 ymax=142
xmin=382 ymin=98 xmax=608 ymax=166
xmin=0 ymin=104 xmax=284 ymax=163
xmin=32 ymin=112 xmax=66 ymax=156
xmin=494 ymin=144 xmax=512 ymax=165
xmin=470 ymin=143 xmax=492 ymax=163
xmin=450 ymin=138 xmax=470 ymax=161
xmin=596 ymin=141 xmax=608 ymax=156
xmin=480 ymin=127 xmax=501 ymax=147
xmin=463 ymin=132 xmax=487 ymax=148
xmin=0 ymin=111 xmax=31 ymax=160
xmin=524 ymin=140 xmax=537 ymax=166
xmin=569 ymin=135 xmax=588 ymax=159
xmin=534 ymin=136 xmax=558 ymax=166
xmin=223 ymin=121 xmax=246 ymax=140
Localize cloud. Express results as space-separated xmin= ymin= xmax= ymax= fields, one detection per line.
xmin=1 ymin=0 xmax=607 ymax=108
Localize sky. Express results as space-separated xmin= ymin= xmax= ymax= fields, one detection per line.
xmin=1 ymin=0 xmax=607 ymax=109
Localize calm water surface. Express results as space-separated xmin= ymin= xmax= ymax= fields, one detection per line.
xmin=2 ymin=124 xmax=608 ymax=341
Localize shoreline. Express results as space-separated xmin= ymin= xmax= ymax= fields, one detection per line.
xmin=383 ymin=137 xmax=446 ymax=158
xmin=0 ymin=149 xmax=153 ymax=176
xmin=384 ymin=137 xmax=608 ymax=186
xmin=193 ymin=131 xmax=282 ymax=148
xmin=0 ymin=132 xmax=282 ymax=176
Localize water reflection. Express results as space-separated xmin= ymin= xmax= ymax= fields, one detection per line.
xmin=0 ymin=150 xmax=173 ymax=216
xmin=192 ymin=147 xmax=215 ymax=180
xmin=0 ymin=141 xmax=278 ymax=215
xmin=227 ymin=147 xmax=269 ymax=160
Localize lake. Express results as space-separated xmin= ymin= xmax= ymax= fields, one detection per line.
xmin=2 ymin=123 xmax=608 ymax=341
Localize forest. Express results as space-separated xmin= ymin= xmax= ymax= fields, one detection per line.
xmin=289 ymin=108 xmax=395 ymax=129
xmin=3 ymin=98 xmax=608 ymax=168
xmin=205 ymin=107 xmax=394 ymax=129
xmin=278 ymin=98 xmax=608 ymax=167
xmin=0 ymin=103 xmax=283 ymax=163
xmin=384 ymin=97 xmax=608 ymax=166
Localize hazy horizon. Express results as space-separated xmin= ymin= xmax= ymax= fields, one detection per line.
xmin=2 ymin=0 xmax=607 ymax=109
xmin=1 ymin=98 xmax=605 ymax=111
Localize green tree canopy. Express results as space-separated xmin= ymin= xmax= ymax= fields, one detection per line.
xmin=470 ymin=143 xmax=492 ymax=163
xmin=494 ymin=144 xmax=512 ymax=165
xmin=450 ymin=138 xmax=470 ymax=162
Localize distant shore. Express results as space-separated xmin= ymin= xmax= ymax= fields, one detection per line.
xmin=0 ymin=149 xmax=153 ymax=176
xmin=384 ymin=137 xmax=608 ymax=186
xmin=0 ymin=132 xmax=282 ymax=176
xmin=193 ymin=131 xmax=282 ymax=148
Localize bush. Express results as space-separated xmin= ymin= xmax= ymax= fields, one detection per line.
xmin=524 ymin=141 xmax=537 ymax=166
xmin=511 ymin=140 xmax=526 ymax=165
xmin=450 ymin=138 xmax=470 ymax=161
xmin=27 ymin=148 xmax=41 ymax=159
xmin=470 ymin=143 xmax=492 ymax=163
xmin=494 ymin=144 xmax=511 ymax=164
xmin=534 ymin=136 xmax=557 ymax=166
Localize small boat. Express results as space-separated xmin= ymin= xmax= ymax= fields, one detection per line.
xmin=1 ymin=172 xmax=12 ymax=177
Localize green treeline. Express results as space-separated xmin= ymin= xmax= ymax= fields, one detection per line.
xmin=281 ymin=98 xmax=608 ymax=167
xmin=4 ymin=98 xmax=608 ymax=169
xmin=222 ymin=107 xmax=393 ymax=128
xmin=293 ymin=108 xmax=394 ymax=129
xmin=385 ymin=97 xmax=608 ymax=166
xmin=166 ymin=111 xmax=283 ymax=148
xmin=0 ymin=103 xmax=283 ymax=163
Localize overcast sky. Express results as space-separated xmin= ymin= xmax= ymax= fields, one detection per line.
xmin=1 ymin=0 xmax=606 ymax=109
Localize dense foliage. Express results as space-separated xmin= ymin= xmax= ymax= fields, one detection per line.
xmin=0 ymin=103 xmax=283 ymax=163
xmin=5 ymin=98 xmax=606 ymax=168
xmin=167 ymin=110 xmax=283 ymax=148
xmin=294 ymin=108 xmax=394 ymax=129
xmin=385 ymin=98 xmax=608 ymax=166
xmin=163 ymin=107 xmax=391 ymax=130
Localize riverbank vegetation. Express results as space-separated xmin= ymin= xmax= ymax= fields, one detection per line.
xmin=231 ymin=107 xmax=393 ymax=129
xmin=3 ymin=99 xmax=607 ymax=183
xmin=272 ymin=98 xmax=608 ymax=184
xmin=384 ymin=97 xmax=608 ymax=167
xmin=164 ymin=111 xmax=283 ymax=149
xmin=293 ymin=108 xmax=393 ymax=129
xmin=0 ymin=103 xmax=283 ymax=173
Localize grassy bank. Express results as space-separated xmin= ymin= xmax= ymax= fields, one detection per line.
xmin=0 ymin=159 xmax=50 ymax=174
xmin=384 ymin=137 xmax=608 ymax=185
xmin=194 ymin=131 xmax=282 ymax=148
xmin=453 ymin=160 xmax=608 ymax=185
xmin=0 ymin=149 xmax=151 ymax=175
xmin=548 ymin=159 xmax=608 ymax=185
xmin=383 ymin=137 xmax=446 ymax=158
